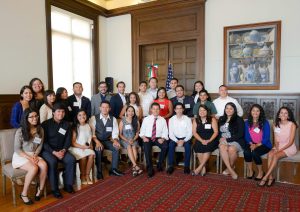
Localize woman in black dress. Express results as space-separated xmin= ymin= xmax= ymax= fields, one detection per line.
xmin=192 ymin=105 xmax=219 ymax=176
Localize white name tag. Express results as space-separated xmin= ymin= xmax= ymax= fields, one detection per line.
xmin=68 ymin=106 xmax=72 ymax=111
xmin=205 ymin=124 xmax=212 ymax=129
xmin=274 ymin=127 xmax=281 ymax=133
xmin=225 ymin=123 xmax=229 ymax=128
xmin=253 ymin=127 xmax=260 ymax=133
xmin=160 ymin=104 xmax=165 ymax=109
xmin=58 ymin=128 xmax=66 ymax=135
xmin=33 ymin=137 xmax=42 ymax=144
xmin=185 ymin=104 xmax=190 ymax=109
xmin=73 ymin=102 xmax=79 ymax=107
xmin=106 ymin=127 xmax=112 ymax=132
xmin=125 ymin=125 xmax=132 ymax=130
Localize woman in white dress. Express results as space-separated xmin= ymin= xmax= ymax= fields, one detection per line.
xmin=12 ymin=108 xmax=48 ymax=205
xmin=119 ymin=92 xmax=143 ymax=121
xmin=39 ymin=90 xmax=56 ymax=123
xmin=69 ymin=109 xmax=95 ymax=185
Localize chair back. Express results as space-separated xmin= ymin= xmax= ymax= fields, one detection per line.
xmin=0 ymin=128 xmax=17 ymax=165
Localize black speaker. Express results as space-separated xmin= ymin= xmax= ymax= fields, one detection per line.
xmin=105 ymin=77 xmax=114 ymax=93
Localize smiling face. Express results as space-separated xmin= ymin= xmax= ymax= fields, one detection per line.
xmin=21 ymin=88 xmax=33 ymax=102
xmin=175 ymin=87 xmax=184 ymax=98
xmin=31 ymin=80 xmax=43 ymax=93
xmin=251 ymin=106 xmax=260 ymax=120
xmin=100 ymin=103 xmax=110 ymax=115
xmin=174 ymin=104 xmax=184 ymax=116
xmin=139 ymin=83 xmax=147 ymax=92
xmin=117 ymin=83 xmax=125 ymax=94
xmin=170 ymin=80 xmax=178 ymax=90
xmin=27 ymin=112 xmax=39 ymax=126
xmin=158 ymin=89 xmax=166 ymax=99
xmin=199 ymin=106 xmax=208 ymax=119
xmin=129 ymin=94 xmax=137 ymax=104
xmin=47 ymin=93 xmax=56 ymax=104
xmin=77 ymin=111 xmax=87 ymax=124
xmin=149 ymin=78 xmax=157 ymax=89
xmin=53 ymin=109 xmax=65 ymax=122
xmin=126 ymin=107 xmax=135 ymax=118
xmin=61 ymin=89 xmax=68 ymax=100
xmin=225 ymin=104 xmax=235 ymax=117
xmin=199 ymin=92 xmax=208 ymax=102
xmin=151 ymin=105 xmax=160 ymax=117
xmin=99 ymin=83 xmax=107 ymax=94
xmin=194 ymin=82 xmax=203 ymax=93
xmin=219 ymin=86 xmax=228 ymax=98
xmin=73 ymin=83 xmax=83 ymax=96
xmin=279 ymin=108 xmax=289 ymax=121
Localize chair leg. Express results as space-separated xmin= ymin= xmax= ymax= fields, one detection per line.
xmin=2 ymin=174 xmax=6 ymax=195
xmin=11 ymin=180 xmax=16 ymax=207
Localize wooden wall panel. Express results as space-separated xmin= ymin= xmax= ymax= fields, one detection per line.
xmin=0 ymin=95 xmax=19 ymax=129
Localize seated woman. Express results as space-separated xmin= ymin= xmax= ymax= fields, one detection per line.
xmin=218 ymin=102 xmax=245 ymax=180
xmin=244 ymin=104 xmax=272 ymax=180
xmin=29 ymin=78 xmax=45 ymax=110
xmin=258 ymin=106 xmax=298 ymax=187
xmin=192 ymin=105 xmax=218 ymax=176
xmin=193 ymin=89 xmax=217 ymax=117
xmin=69 ymin=109 xmax=95 ymax=185
xmin=119 ymin=106 xmax=142 ymax=176
xmin=12 ymin=109 xmax=47 ymax=205
xmin=10 ymin=85 xmax=34 ymax=128
xmin=153 ymin=87 xmax=173 ymax=121
xmin=39 ymin=90 xmax=56 ymax=123
xmin=119 ymin=92 xmax=143 ymax=121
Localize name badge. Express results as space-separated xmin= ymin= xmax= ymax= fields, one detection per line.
xmin=73 ymin=102 xmax=79 ymax=107
xmin=225 ymin=123 xmax=229 ymax=128
xmin=205 ymin=124 xmax=212 ymax=129
xmin=185 ymin=104 xmax=190 ymax=109
xmin=58 ymin=128 xmax=66 ymax=135
xmin=33 ymin=137 xmax=42 ymax=144
xmin=274 ymin=127 xmax=281 ymax=133
xmin=160 ymin=104 xmax=165 ymax=109
xmin=68 ymin=106 xmax=72 ymax=111
xmin=125 ymin=125 xmax=132 ymax=130
xmin=253 ymin=127 xmax=260 ymax=133
xmin=106 ymin=127 xmax=113 ymax=132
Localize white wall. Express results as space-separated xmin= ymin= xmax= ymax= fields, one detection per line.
xmin=98 ymin=14 xmax=132 ymax=92
xmin=205 ymin=0 xmax=300 ymax=93
xmin=0 ymin=0 xmax=47 ymax=94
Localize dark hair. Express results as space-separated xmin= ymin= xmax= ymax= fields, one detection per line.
xmin=171 ymin=78 xmax=178 ymax=83
xmin=29 ymin=78 xmax=45 ymax=94
xmin=175 ymin=85 xmax=184 ymax=91
xmin=151 ymin=102 xmax=160 ymax=109
xmin=219 ymin=84 xmax=227 ymax=89
xmin=139 ymin=81 xmax=148 ymax=86
xmin=44 ymin=90 xmax=55 ymax=109
xmin=149 ymin=77 xmax=158 ymax=83
xmin=199 ymin=89 xmax=212 ymax=102
xmin=56 ymin=87 xmax=67 ymax=101
xmin=127 ymin=92 xmax=140 ymax=107
xmin=98 ymin=81 xmax=107 ymax=87
xmin=19 ymin=85 xmax=33 ymax=100
xmin=116 ymin=81 xmax=125 ymax=88
xmin=100 ymin=100 xmax=110 ymax=107
xmin=174 ymin=102 xmax=185 ymax=110
xmin=219 ymin=102 xmax=238 ymax=126
xmin=196 ymin=104 xmax=212 ymax=125
xmin=73 ymin=109 xmax=88 ymax=138
xmin=20 ymin=108 xmax=41 ymax=141
xmin=155 ymin=87 xmax=168 ymax=100
xmin=52 ymin=102 xmax=66 ymax=112
xmin=275 ymin=106 xmax=298 ymax=128
xmin=247 ymin=104 xmax=266 ymax=129
xmin=192 ymin=81 xmax=205 ymax=96
xmin=125 ymin=105 xmax=138 ymax=133
xmin=73 ymin=82 xmax=82 ymax=87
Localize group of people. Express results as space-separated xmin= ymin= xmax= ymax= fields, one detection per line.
xmin=10 ymin=77 xmax=298 ymax=205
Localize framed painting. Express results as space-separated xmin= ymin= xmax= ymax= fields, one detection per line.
xmin=224 ymin=21 xmax=281 ymax=90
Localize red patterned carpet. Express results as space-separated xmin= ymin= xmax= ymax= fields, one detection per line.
xmin=36 ymin=170 xmax=300 ymax=211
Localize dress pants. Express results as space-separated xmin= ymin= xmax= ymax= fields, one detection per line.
xmin=168 ymin=139 xmax=191 ymax=167
xmin=144 ymin=139 xmax=168 ymax=171
xmin=41 ymin=151 xmax=76 ymax=191
xmin=94 ymin=148 xmax=102 ymax=177
xmin=102 ymin=140 xmax=120 ymax=170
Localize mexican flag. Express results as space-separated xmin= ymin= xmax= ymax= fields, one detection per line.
xmin=147 ymin=63 xmax=158 ymax=78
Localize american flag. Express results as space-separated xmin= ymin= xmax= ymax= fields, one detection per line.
xmin=166 ymin=62 xmax=174 ymax=91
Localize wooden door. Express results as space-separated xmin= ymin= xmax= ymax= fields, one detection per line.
xmin=169 ymin=40 xmax=197 ymax=95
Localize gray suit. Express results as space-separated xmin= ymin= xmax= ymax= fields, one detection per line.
xmin=91 ymin=93 xmax=112 ymax=116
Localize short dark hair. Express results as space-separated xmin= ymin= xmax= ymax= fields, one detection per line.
xmin=100 ymin=100 xmax=110 ymax=107
xmin=174 ymin=102 xmax=185 ymax=110
xmin=151 ymin=102 xmax=160 ymax=109
xmin=52 ymin=102 xmax=66 ymax=112
xmin=116 ymin=81 xmax=125 ymax=88
xmin=175 ymin=85 xmax=184 ymax=91
xmin=73 ymin=82 xmax=82 ymax=87
xmin=98 ymin=81 xmax=107 ymax=87
xmin=171 ymin=78 xmax=178 ymax=83
xmin=139 ymin=81 xmax=148 ymax=86
xmin=219 ymin=84 xmax=227 ymax=89
xmin=149 ymin=77 xmax=158 ymax=83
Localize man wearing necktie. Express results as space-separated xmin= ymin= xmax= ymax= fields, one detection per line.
xmin=140 ymin=102 xmax=169 ymax=178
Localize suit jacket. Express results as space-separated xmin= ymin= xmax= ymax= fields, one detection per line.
xmin=171 ymin=95 xmax=195 ymax=118
xmin=67 ymin=94 xmax=91 ymax=122
xmin=91 ymin=93 xmax=112 ymax=116
xmin=110 ymin=93 xmax=127 ymax=118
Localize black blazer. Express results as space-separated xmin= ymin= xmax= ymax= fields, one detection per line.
xmin=110 ymin=93 xmax=127 ymax=118
xmin=67 ymin=94 xmax=91 ymax=122
xmin=171 ymin=95 xmax=195 ymax=118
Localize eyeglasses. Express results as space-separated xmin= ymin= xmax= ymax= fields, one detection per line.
xmin=28 ymin=115 xmax=39 ymax=119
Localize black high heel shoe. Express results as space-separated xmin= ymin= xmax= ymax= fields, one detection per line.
xmin=35 ymin=184 xmax=42 ymax=201
xmin=246 ymin=171 xmax=255 ymax=179
xmin=257 ymin=179 xmax=267 ymax=187
xmin=20 ymin=194 xmax=33 ymax=205
xmin=255 ymin=172 xmax=265 ymax=181
xmin=267 ymin=178 xmax=275 ymax=187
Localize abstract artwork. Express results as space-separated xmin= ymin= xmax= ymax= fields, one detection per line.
xmin=260 ymin=99 xmax=277 ymax=120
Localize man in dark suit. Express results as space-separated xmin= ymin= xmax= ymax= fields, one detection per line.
xmin=91 ymin=81 xmax=111 ymax=116
xmin=41 ymin=103 xmax=76 ymax=199
xmin=170 ymin=85 xmax=194 ymax=118
xmin=68 ymin=82 xmax=91 ymax=122
xmin=110 ymin=81 xmax=127 ymax=118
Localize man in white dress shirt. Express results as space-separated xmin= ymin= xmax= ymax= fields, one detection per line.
xmin=167 ymin=102 xmax=192 ymax=175
xmin=138 ymin=81 xmax=154 ymax=117
xmin=147 ymin=77 xmax=158 ymax=99
xmin=167 ymin=78 xmax=178 ymax=99
xmin=213 ymin=85 xmax=243 ymax=118
xmin=140 ymin=102 xmax=169 ymax=178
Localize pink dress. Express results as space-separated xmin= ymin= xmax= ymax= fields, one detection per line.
xmin=274 ymin=121 xmax=297 ymax=157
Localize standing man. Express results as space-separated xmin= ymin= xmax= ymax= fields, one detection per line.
xmin=147 ymin=77 xmax=158 ymax=99
xmin=68 ymin=82 xmax=91 ymax=121
xmin=140 ymin=102 xmax=169 ymax=178
xmin=91 ymin=81 xmax=112 ymax=116
xmin=167 ymin=78 xmax=178 ymax=99
xmin=41 ymin=103 xmax=76 ymax=198
xmin=90 ymin=100 xmax=124 ymax=176
xmin=171 ymin=85 xmax=194 ymax=118
xmin=213 ymin=85 xmax=243 ymax=118
xmin=110 ymin=81 xmax=127 ymax=119
xmin=138 ymin=81 xmax=154 ymax=118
